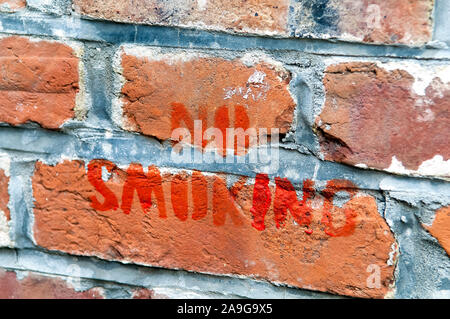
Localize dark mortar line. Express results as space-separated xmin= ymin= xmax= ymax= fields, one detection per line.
xmin=0 ymin=126 xmax=449 ymax=194
xmin=2 ymin=247 xmax=343 ymax=299
xmin=0 ymin=13 xmax=449 ymax=60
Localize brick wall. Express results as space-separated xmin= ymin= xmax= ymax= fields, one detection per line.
xmin=0 ymin=0 xmax=449 ymax=299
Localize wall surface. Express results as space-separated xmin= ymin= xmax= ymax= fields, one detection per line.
xmin=0 ymin=0 xmax=449 ymax=299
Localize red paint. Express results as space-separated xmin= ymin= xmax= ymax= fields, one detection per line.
xmin=171 ymin=173 xmax=189 ymax=221
xmin=171 ymin=102 xmax=208 ymax=148
xmin=86 ymin=160 xmax=359 ymax=237
xmin=171 ymin=102 xmax=252 ymax=155
xmin=212 ymin=176 xmax=244 ymax=226
xmin=87 ymin=160 xmax=119 ymax=211
xmin=250 ymin=174 xmax=271 ymax=231
xmin=273 ymin=178 xmax=314 ymax=228
xmin=232 ymin=105 xmax=250 ymax=155
xmin=171 ymin=102 xmax=195 ymax=141
xmin=321 ymin=180 xmax=358 ymax=237
xmin=229 ymin=176 xmax=248 ymax=201
xmin=121 ymin=164 xmax=167 ymax=217
xmin=191 ymin=171 xmax=208 ymax=220
xmin=214 ymin=105 xmax=229 ymax=156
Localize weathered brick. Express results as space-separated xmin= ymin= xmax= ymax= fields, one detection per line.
xmin=0 ymin=36 xmax=84 ymax=129
xmin=73 ymin=0 xmax=434 ymax=45
xmin=316 ymin=61 xmax=450 ymax=178
xmin=0 ymin=0 xmax=26 ymax=12
xmin=424 ymin=206 xmax=450 ymax=256
xmin=0 ymin=170 xmax=9 ymax=222
xmin=0 ymin=268 xmax=104 ymax=299
xmin=73 ymin=0 xmax=289 ymax=36
xmin=115 ymin=47 xmax=295 ymax=153
xmin=32 ymin=160 xmax=397 ymax=298
xmin=291 ymin=0 xmax=434 ymax=46
xmin=0 ymin=154 xmax=11 ymax=247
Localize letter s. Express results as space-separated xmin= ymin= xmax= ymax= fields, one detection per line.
xmin=87 ymin=160 xmax=119 ymax=211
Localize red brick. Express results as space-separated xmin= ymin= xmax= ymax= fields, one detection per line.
xmin=292 ymin=0 xmax=434 ymax=45
xmin=116 ymin=47 xmax=295 ymax=152
xmin=0 ymin=269 xmax=104 ymax=299
xmin=316 ymin=62 xmax=450 ymax=178
xmin=0 ymin=169 xmax=9 ymax=221
xmin=0 ymin=0 xmax=26 ymax=12
xmin=73 ymin=0 xmax=289 ymax=36
xmin=0 ymin=164 xmax=12 ymax=248
xmin=32 ymin=160 xmax=397 ymax=298
xmin=0 ymin=36 xmax=83 ymax=129
xmin=424 ymin=206 xmax=450 ymax=256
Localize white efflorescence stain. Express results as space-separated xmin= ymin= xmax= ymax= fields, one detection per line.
xmin=386 ymin=155 xmax=450 ymax=178
xmin=223 ymin=70 xmax=270 ymax=101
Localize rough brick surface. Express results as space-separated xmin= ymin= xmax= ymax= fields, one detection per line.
xmin=0 ymin=167 xmax=11 ymax=248
xmin=291 ymin=0 xmax=434 ymax=45
xmin=73 ymin=0 xmax=434 ymax=45
xmin=0 ymin=269 xmax=104 ymax=299
xmin=0 ymin=36 xmax=82 ymax=129
xmin=32 ymin=160 xmax=397 ymax=298
xmin=316 ymin=62 xmax=450 ymax=178
xmin=425 ymin=206 xmax=450 ymax=256
xmin=0 ymin=0 xmax=26 ymax=12
xmin=74 ymin=0 xmax=289 ymax=35
xmin=0 ymin=169 xmax=9 ymax=221
xmin=0 ymin=0 xmax=449 ymax=300
xmin=116 ymin=48 xmax=295 ymax=151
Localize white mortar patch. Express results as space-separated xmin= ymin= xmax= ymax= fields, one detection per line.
xmin=417 ymin=155 xmax=450 ymax=177
xmin=121 ymin=46 xmax=209 ymax=65
xmin=0 ymin=211 xmax=12 ymax=247
xmin=386 ymin=156 xmax=410 ymax=175
xmin=377 ymin=61 xmax=450 ymax=96
xmin=323 ymin=58 xmax=450 ymax=97
xmin=0 ymin=153 xmax=10 ymax=177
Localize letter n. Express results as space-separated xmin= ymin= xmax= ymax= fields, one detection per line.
xmin=273 ymin=178 xmax=314 ymax=228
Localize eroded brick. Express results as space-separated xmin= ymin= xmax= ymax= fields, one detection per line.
xmin=0 ymin=269 xmax=104 ymax=299
xmin=291 ymin=0 xmax=434 ymax=46
xmin=424 ymin=206 xmax=450 ymax=256
xmin=316 ymin=61 xmax=450 ymax=178
xmin=115 ymin=47 xmax=295 ymax=153
xmin=73 ymin=0 xmax=289 ymax=36
xmin=0 ymin=36 xmax=83 ymax=129
xmin=0 ymin=155 xmax=12 ymax=247
xmin=32 ymin=160 xmax=397 ymax=298
xmin=0 ymin=0 xmax=26 ymax=12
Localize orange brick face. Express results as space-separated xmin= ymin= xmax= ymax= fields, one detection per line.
xmin=316 ymin=62 xmax=450 ymax=177
xmin=117 ymin=48 xmax=295 ymax=152
xmin=424 ymin=206 xmax=450 ymax=256
xmin=0 ymin=36 xmax=81 ymax=129
xmin=32 ymin=160 xmax=397 ymax=298
xmin=73 ymin=0 xmax=289 ymax=35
